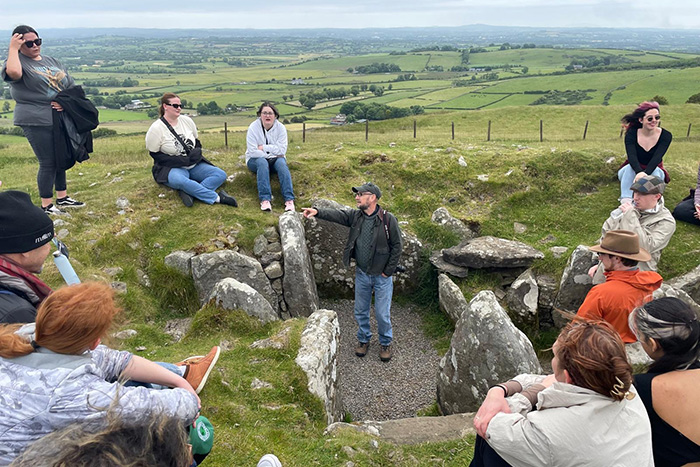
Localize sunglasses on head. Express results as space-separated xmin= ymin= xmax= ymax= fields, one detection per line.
xmin=23 ymin=38 xmax=42 ymax=48
xmin=165 ymin=103 xmax=182 ymax=109
xmin=645 ymin=115 xmax=661 ymax=122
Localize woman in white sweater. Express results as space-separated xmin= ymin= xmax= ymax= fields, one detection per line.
xmin=471 ymin=320 xmax=653 ymax=467
xmin=245 ymin=102 xmax=295 ymax=212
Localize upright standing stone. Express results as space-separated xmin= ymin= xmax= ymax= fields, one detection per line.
xmin=552 ymin=245 xmax=597 ymax=328
xmin=279 ymin=211 xmax=319 ymax=317
xmin=437 ymin=290 xmax=541 ymax=415
xmin=505 ymin=269 xmax=539 ymax=333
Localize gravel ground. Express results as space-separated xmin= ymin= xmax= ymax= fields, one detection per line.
xmin=320 ymin=298 xmax=441 ymax=422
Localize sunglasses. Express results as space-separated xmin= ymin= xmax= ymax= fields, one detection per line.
xmin=23 ymin=38 xmax=42 ymax=48
xmin=645 ymin=115 xmax=661 ymax=122
xmin=165 ymin=103 xmax=182 ymax=109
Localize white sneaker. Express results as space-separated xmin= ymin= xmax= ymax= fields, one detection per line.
xmin=260 ymin=200 xmax=272 ymax=212
xmin=42 ymin=203 xmax=65 ymax=216
xmin=257 ymin=454 xmax=282 ymax=467
xmin=284 ymin=200 xmax=295 ymax=212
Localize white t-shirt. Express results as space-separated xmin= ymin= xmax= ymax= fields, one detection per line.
xmin=145 ymin=115 xmax=198 ymax=156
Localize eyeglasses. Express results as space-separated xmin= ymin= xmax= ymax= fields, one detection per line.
xmin=260 ymin=112 xmax=275 ymax=116
xmin=23 ymin=38 xmax=42 ymax=48
xmin=354 ymin=191 xmax=372 ymax=197
xmin=645 ymin=115 xmax=661 ymax=122
xmin=165 ymin=103 xmax=182 ymax=109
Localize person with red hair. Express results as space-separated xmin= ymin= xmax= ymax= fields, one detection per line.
xmin=470 ymin=320 xmax=653 ymax=466
xmin=619 ymin=101 xmax=672 ymax=204
xmin=0 ymin=282 xmax=217 ymax=465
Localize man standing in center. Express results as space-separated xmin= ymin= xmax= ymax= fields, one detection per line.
xmin=303 ymin=182 xmax=403 ymax=362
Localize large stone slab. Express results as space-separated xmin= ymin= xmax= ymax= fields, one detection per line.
xmin=442 ymin=236 xmax=544 ymax=269
xmin=667 ymin=264 xmax=700 ymax=305
xmin=304 ymin=198 xmax=426 ymax=296
xmin=552 ymin=245 xmax=597 ymax=328
xmin=164 ymin=250 xmax=196 ymax=276
xmin=437 ymin=290 xmax=541 ymax=415
xmin=279 ymin=211 xmax=319 ymax=317
xmin=438 ymin=274 xmax=469 ymax=325
xmin=653 ymin=283 xmax=700 ymax=318
xmin=430 ymin=250 xmax=469 ymax=278
xmin=295 ymin=309 xmax=342 ymax=425
xmin=191 ymin=250 xmax=276 ymax=308
xmin=207 ymin=278 xmax=278 ymax=324
xmin=325 ymin=412 xmax=475 ymax=445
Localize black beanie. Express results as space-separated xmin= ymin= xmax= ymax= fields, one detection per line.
xmin=0 ymin=191 xmax=54 ymax=254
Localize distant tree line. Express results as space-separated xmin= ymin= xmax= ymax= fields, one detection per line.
xmin=348 ymin=62 xmax=401 ymax=74
xmin=339 ymin=101 xmax=423 ymax=121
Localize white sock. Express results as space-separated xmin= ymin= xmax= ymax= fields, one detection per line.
xmin=214 ymin=195 xmax=220 ymax=203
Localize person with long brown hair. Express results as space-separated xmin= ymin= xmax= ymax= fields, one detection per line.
xmin=0 ymin=282 xmax=206 ymax=465
xmin=619 ymin=101 xmax=671 ymax=204
xmin=629 ymin=297 xmax=700 ymax=466
xmin=470 ymin=320 xmax=653 ymax=466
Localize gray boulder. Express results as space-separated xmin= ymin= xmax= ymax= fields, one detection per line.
xmin=207 ymin=278 xmax=278 ymax=324
xmin=164 ymin=250 xmax=196 ymax=276
xmin=253 ymin=234 xmax=268 ymax=256
xmin=279 ymin=211 xmax=319 ymax=317
xmin=667 ymin=264 xmax=700 ymax=305
xmin=438 ymin=274 xmax=469 ymax=324
xmin=191 ymin=250 xmax=276 ymax=308
xmin=536 ymin=274 xmax=558 ymax=330
xmin=430 ymin=250 xmax=469 ymax=278
xmin=653 ymin=283 xmax=700 ymax=317
xmin=431 ymin=207 xmax=476 ymax=240
xmin=437 ymin=290 xmax=541 ymax=415
xmin=552 ymin=245 xmax=597 ymax=328
xmin=626 ymin=342 xmax=653 ymax=368
xmin=264 ymin=261 xmax=284 ymax=280
xmin=295 ymin=309 xmax=342 ymax=425
xmin=505 ymin=269 xmax=539 ymax=332
xmin=443 ymin=236 xmax=544 ymax=269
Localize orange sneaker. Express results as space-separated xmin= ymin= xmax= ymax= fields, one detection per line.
xmin=177 ymin=346 xmax=220 ymax=394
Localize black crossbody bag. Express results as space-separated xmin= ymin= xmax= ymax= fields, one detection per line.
xmin=160 ymin=117 xmax=203 ymax=164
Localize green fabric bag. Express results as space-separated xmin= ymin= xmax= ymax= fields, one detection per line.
xmin=189 ymin=415 xmax=214 ymax=455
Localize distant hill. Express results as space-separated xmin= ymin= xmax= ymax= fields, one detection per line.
xmin=4 ymin=25 xmax=700 ymax=53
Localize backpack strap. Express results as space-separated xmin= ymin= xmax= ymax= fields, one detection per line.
xmin=377 ymin=208 xmax=390 ymax=242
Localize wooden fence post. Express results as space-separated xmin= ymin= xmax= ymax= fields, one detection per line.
xmin=487 ymin=120 xmax=491 ymax=141
xmin=451 ymin=122 xmax=455 ymax=140
xmin=687 ymin=123 xmax=692 ymax=138
xmin=365 ymin=120 xmax=369 ymax=142
xmin=303 ymin=122 xmax=306 ymax=143
xmin=413 ymin=119 xmax=416 ymax=138
xmin=583 ymin=120 xmax=589 ymax=140
xmin=540 ymin=120 xmax=543 ymax=142
xmin=224 ymin=122 xmax=228 ymax=147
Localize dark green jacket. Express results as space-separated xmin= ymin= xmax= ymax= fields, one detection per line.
xmin=315 ymin=205 xmax=403 ymax=276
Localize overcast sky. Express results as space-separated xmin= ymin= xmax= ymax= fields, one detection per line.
xmin=2 ymin=1 xmax=700 ymax=30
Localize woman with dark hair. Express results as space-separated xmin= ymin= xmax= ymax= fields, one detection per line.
xmin=0 ymin=282 xmax=206 ymax=465
xmin=470 ymin=320 xmax=653 ymax=467
xmin=619 ymin=101 xmax=672 ymax=204
xmin=146 ymin=92 xmax=237 ymax=208
xmin=245 ymin=102 xmax=296 ymax=212
xmin=629 ymin=297 xmax=700 ymax=466
xmin=2 ymin=25 xmax=83 ymax=215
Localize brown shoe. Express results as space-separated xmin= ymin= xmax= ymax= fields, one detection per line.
xmin=177 ymin=346 xmax=220 ymax=393
xmin=355 ymin=341 xmax=369 ymax=357
xmin=380 ymin=344 xmax=392 ymax=362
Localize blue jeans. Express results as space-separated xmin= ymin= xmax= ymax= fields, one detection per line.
xmin=618 ymin=165 xmax=664 ymax=201
xmin=166 ymin=162 xmax=226 ymax=204
xmin=246 ymin=157 xmax=295 ymax=202
xmin=354 ymin=268 xmax=393 ymax=346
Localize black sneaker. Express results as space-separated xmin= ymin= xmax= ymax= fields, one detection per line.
xmin=56 ymin=196 xmax=85 ymax=208
xmin=42 ymin=203 xmax=64 ymax=216
xmin=355 ymin=341 xmax=369 ymax=357
xmin=178 ymin=190 xmax=194 ymax=207
xmin=218 ymin=190 xmax=238 ymax=207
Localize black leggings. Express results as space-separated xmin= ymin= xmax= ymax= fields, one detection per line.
xmin=21 ymin=125 xmax=66 ymax=199
xmin=672 ymin=197 xmax=700 ymax=226
xmin=470 ymin=435 xmax=512 ymax=467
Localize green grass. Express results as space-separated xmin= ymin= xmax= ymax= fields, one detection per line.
xmin=4 ymin=101 xmax=700 ymax=465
